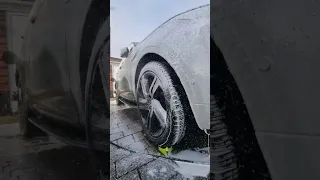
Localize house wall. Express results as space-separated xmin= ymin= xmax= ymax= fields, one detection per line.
xmin=0 ymin=10 xmax=8 ymax=113
xmin=7 ymin=13 xmax=29 ymax=114
xmin=110 ymin=65 xmax=112 ymax=91
xmin=0 ymin=10 xmax=7 ymax=94
xmin=110 ymin=57 xmax=121 ymax=97
xmin=0 ymin=1 xmax=33 ymax=114
xmin=110 ymin=62 xmax=120 ymax=97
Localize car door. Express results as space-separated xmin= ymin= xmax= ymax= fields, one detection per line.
xmin=126 ymin=43 xmax=139 ymax=102
xmin=117 ymin=57 xmax=131 ymax=100
xmin=27 ymin=0 xmax=79 ymax=126
xmin=118 ymin=44 xmax=136 ymax=102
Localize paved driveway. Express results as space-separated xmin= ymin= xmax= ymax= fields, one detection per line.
xmin=109 ymin=99 xmax=210 ymax=179
xmin=0 ymin=122 xmax=95 ymax=180
xmin=0 ymin=104 xmax=209 ymax=180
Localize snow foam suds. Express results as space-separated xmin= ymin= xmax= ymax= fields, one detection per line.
xmin=147 ymin=169 xmax=156 ymax=177
xmin=174 ymin=161 xmax=209 ymax=178
xmin=170 ymin=147 xmax=210 ymax=164
xmin=160 ymin=167 xmax=167 ymax=173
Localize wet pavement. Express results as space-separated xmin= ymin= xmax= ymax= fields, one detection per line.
xmin=110 ymin=99 xmax=210 ymax=179
xmin=0 ymin=100 xmax=209 ymax=180
xmin=110 ymin=135 xmax=208 ymax=180
xmin=0 ymin=122 xmax=94 ymax=180
xmin=110 ymin=101 xmax=158 ymax=154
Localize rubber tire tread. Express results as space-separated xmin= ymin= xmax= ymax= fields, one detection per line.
xmin=210 ymin=95 xmax=239 ymax=180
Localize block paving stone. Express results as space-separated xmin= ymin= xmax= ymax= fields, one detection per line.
xmin=116 ymin=170 xmax=140 ymax=180
xmin=0 ymin=101 xmax=208 ymax=180
xmin=110 ymin=102 xmax=208 ymax=179
xmin=115 ymin=153 xmax=155 ymax=177
xmin=139 ymin=159 xmax=177 ymax=180
xmin=110 ymin=131 xmax=124 ymax=141
xmin=115 ymin=134 xmax=135 ymax=147
xmin=132 ymin=132 xmax=145 ymax=141
xmin=110 ymin=144 xmax=132 ymax=164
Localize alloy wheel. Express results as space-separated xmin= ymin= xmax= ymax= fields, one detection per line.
xmin=137 ymin=71 xmax=168 ymax=138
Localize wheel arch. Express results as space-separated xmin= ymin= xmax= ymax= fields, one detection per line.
xmin=79 ymin=0 xmax=108 ymax=100
xmin=212 ymin=37 xmax=271 ymax=178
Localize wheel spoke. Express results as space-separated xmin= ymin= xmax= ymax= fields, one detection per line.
xmin=140 ymin=76 xmax=149 ymax=98
xmin=151 ymin=99 xmax=167 ymax=127
xmin=149 ymin=76 xmax=160 ymax=98
xmin=147 ymin=108 xmax=154 ymax=130
xmin=138 ymin=97 xmax=149 ymax=110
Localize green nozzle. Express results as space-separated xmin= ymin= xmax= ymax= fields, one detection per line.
xmin=158 ymin=146 xmax=173 ymax=156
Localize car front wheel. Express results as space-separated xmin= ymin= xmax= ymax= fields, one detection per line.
xmin=136 ymin=61 xmax=186 ymax=147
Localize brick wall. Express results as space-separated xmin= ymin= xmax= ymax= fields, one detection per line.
xmin=0 ymin=10 xmax=7 ymax=93
xmin=110 ymin=65 xmax=113 ymax=92
xmin=0 ymin=10 xmax=9 ymax=113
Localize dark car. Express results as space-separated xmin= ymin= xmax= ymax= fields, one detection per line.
xmin=211 ymin=1 xmax=320 ymax=180
xmin=11 ymin=0 xmax=109 ymax=155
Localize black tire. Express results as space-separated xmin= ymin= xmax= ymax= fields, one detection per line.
xmin=210 ymin=84 xmax=271 ymax=180
xmin=210 ymin=95 xmax=239 ymax=180
xmin=84 ymin=20 xmax=109 ymax=180
xmin=18 ymin=81 xmax=44 ymax=137
xmin=210 ymin=39 xmax=271 ymax=180
xmin=136 ymin=61 xmax=186 ymax=147
xmin=115 ymin=89 xmax=123 ymax=106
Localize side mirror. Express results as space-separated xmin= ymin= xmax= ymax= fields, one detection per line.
xmin=120 ymin=47 xmax=129 ymax=58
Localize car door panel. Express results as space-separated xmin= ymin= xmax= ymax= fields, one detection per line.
xmin=118 ymin=47 xmax=135 ymax=102
xmin=28 ymin=0 xmax=79 ymax=126
xmin=63 ymin=0 xmax=89 ymax=126
xmin=117 ymin=58 xmax=131 ymax=100
xmin=127 ymin=49 xmax=138 ymax=101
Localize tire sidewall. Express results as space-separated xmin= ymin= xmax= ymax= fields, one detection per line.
xmin=83 ymin=20 xmax=109 ymax=179
xmin=84 ymin=21 xmax=109 ymax=144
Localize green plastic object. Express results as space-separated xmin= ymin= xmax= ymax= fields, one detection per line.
xmin=158 ymin=146 xmax=173 ymax=156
